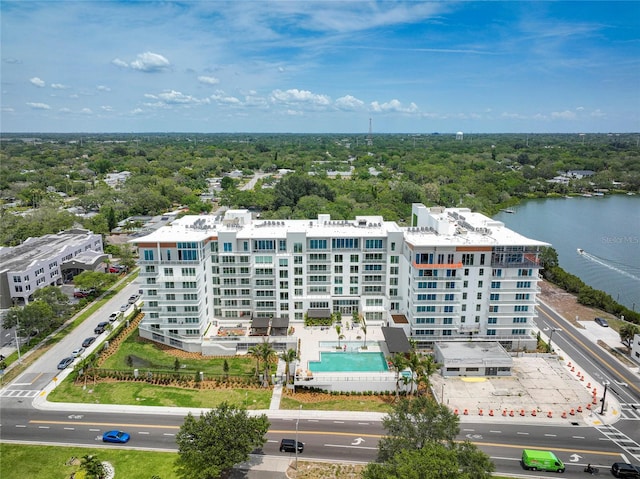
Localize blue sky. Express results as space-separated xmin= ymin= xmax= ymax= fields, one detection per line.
xmin=1 ymin=1 xmax=639 ymax=133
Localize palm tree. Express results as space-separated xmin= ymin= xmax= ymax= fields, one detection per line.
xmin=388 ymin=352 xmax=408 ymax=400
xmin=256 ymin=339 xmax=276 ymax=387
xmin=418 ymin=354 xmax=441 ymax=395
xmin=361 ymin=323 xmax=368 ymax=349
xmin=280 ymin=348 xmax=298 ymax=384
xmin=406 ymin=350 xmax=424 ymax=396
xmin=248 ymin=344 xmax=261 ymax=380
xmin=80 ymin=454 xmax=105 ymax=479
xmin=335 ymin=324 xmax=343 ymax=348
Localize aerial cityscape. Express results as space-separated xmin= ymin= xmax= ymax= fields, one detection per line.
xmin=1 ymin=1 xmax=639 ymax=479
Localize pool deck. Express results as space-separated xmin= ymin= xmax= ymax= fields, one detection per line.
xmin=294 ymin=321 xmax=387 ymax=373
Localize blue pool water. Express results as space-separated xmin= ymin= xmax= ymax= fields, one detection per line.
xmin=308 ymin=352 xmax=389 ymax=373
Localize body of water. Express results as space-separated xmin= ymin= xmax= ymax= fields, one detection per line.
xmin=308 ymin=351 xmax=389 ymax=373
xmin=494 ymin=194 xmax=640 ymax=312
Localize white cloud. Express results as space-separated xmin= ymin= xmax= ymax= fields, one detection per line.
xmin=97 ymin=85 xmax=111 ymax=92
xmin=335 ymin=95 xmax=365 ymax=111
xmin=112 ymin=52 xmax=170 ymax=72
xmin=198 ymin=75 xmax=220 ymax=85
xmin=131 ymin=108 xmax=144 ymax=115
xmin=1 ymin=107 xmax=15 ymax=112
xmin=59 ymin=108 xmax=71 ymax=113
xmin=576 ymin=106 xmax=585 ymax=111
xmin=26 ymin=102 xmax=50 ymax=109
xmin=551 ymin=110 xmax=576 ymax=119
xmin=370 ymin=99 xmax=418 ymax=113
xmin=101 ymin=105 xmax=114 ymax=112
xmin=146 ymin=90 xmax=203 ymax=106
xmin=30 ymin=77 xmax=45 ymax=87
xmin=130 ymin=52 xmax=170 ymax=72
xmin=51 ymin=83 xmax=69 ymax=89
xmin=270 ymin=89 xmax=331 ymax=106
xmin=211 ymin=93 xmax=241 ymax=105
xmin=112 ymin=58 xmax=129 ymax=68
xmin=80 ymin=108 xmax=93 ymax=114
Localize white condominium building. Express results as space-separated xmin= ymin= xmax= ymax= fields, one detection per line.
xmin=131 ymin=204 xmax=548 ymax=353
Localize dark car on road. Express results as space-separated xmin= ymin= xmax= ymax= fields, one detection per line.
xmin=57 ymin=356 xmax=74 ymax=370
xmin=594 ymin=317 xmax=609 ymax=327
xmin=81 ymin=337 xmax=96 ymax=348
xmin=94 ymin=321 xmax=109 ymax=334
xmin=102 ymin=430 xmax=130 ymax=444
xmin=279 ymin=438 xmax=304 ymax=453
xmin=612 ymin=463 xmax=640 ymax=478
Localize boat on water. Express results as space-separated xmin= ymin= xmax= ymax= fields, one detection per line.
xmin=577 ymin=248 xmax=585 ymax=255
xmin=501 ymin=208 xmax=515 ymax=214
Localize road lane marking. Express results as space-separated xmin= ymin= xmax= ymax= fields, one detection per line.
xmin=538 ymin=304 xmax=640 ymax=396
xmin=544 ymin=434 xmax=557 ymax=437
xmin=138 ymin=432 xmax=150 ymax=435
xmin=489 ymin=430 xmax=502 ymax=433
xmin=516 ymin=432 xmax=529 ymax=435
xmin=38 ymin=426 xmax=50 ymax=429
xmin=324 ymin=443 xmax=378 ymax=450
xmin=15 ymin=425 xmax=26 ymax=428
xmin=64 ymin=427 xmax=75 ymax=430
xmin=572 ymin=436 xmax=585 ymax=439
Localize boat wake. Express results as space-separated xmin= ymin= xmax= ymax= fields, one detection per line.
xmin=577 ymin=249 xmax=640 ymax=282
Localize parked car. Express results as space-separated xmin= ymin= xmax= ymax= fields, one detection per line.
xmin=108 ymin=312 xmax=120 ymax=322
xmin=81 ymin=337 xmax=96 ymax=348
xmin=94 ymin=321 xmax=109 ymax=334
xmin=108 ymin=265 xmax=125 ymax=274
xmin=71 ymin=347 xmax=85 ymax=357
xmin=73 ymin=290 xmax=89 ymax=298
xmin=57 ymin=356 xmax=74 ymax=370
xmin=594 ymin=317 xmax=609 ymax=327
xmin=128 ymin=294 xmax=139 ymax=304
xmin=119 ymin=304 xmax=129 ymax=312
xmin=611 ymin=462 xmax=640 ymax=478
xmin=279 ymin=438 xmax=304 ymax=453
xmin=102 ymin=430 xmax=130 ymax=444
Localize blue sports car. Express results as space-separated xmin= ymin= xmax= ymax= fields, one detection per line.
xmin=102 ymin=430 xmax=130 ymax=443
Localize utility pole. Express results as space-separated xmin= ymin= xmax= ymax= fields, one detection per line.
xmin=600 ymin=381 xmax=609 ymax=415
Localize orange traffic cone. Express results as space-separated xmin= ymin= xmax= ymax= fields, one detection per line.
xmin=479 ymin=409 xmax=484 ymax=416
xmin=502 ymin=409 xmax=507 ymax=416
xmin=454 ymin=408 xmax=459 ymax=415
xmin=586 ymin=382 xmax=591 ymax=388
xmin=561 ymin=411 xmax=567 ymax=419
xmin=520 ymin=409 xmax=525 ymax=416
xmin=509 ymin=410 xmax=515 ymax=417
xmin=547 ymin=411 xmax=553 ymax=418
xmin=489 ymin=409 xmax=494 ymax=416
xmin=531 ymin=409 xmax=537 ymax=416
xmin=463 ymin=409 xmax=469 ymax=415
xmin=570 ymin=408 xmax=575 ymax=415
xmin=577 ymin=405 xmax=583 ymax=413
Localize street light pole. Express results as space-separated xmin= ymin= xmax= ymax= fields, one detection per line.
xmin=14 ymin=327 xmax=21 ymax=362
xmin=547 ymin=327 xmax=560 ymax=353
xmin=295 ymin=404 xmax=302 ymax=470
xmin=600 ymin=381 xmax=610 ymax=415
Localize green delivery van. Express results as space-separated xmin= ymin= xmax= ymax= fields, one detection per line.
xmin=522 ymin=449 xmax=565 ymax=473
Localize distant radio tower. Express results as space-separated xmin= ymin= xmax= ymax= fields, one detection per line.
xmin=367 ymin=118 xmax=373 ymax=146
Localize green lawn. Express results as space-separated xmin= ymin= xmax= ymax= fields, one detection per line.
xmin=48 ymin=380 xmax=272 ymax=409
xmin=101 ymin=331 xmax=262 ymax=378
xmin=0 ymin=443 xmax=177 ymax=479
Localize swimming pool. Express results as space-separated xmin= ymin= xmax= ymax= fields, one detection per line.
xmin=308 ymin=351 xmax=389 ymax=373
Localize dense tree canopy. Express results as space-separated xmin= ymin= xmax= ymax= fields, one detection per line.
xmin=175 ymin=403 xmax=269 ymax=479
xmin=365 ymin=396 xmax=494 ymax=479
